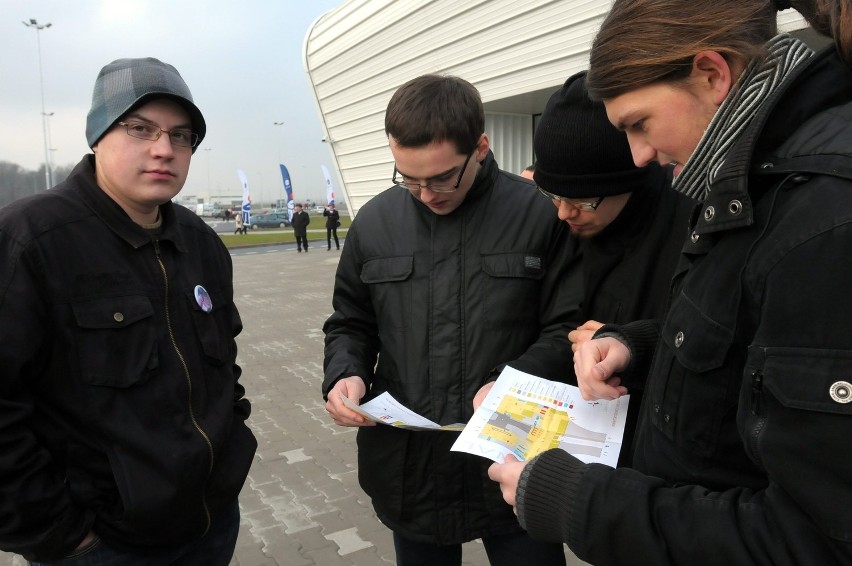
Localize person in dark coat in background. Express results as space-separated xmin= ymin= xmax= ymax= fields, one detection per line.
xmin=323 ymin=203 xmax=340 ymax=250
xmin=291 ymin=202 xmax=310 ymax=252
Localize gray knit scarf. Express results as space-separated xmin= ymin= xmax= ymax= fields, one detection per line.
xmin=672 ymin=34 xmax=814 ymax=201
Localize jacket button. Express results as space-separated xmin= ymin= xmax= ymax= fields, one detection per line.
xmin=690 ymin=232 xmax=700 ymax=243
xmin=728 ymin=200 xmax=743 ymax=215
xmin=674 ymin=331 xmax=684 ymax=348
xmin=704 ymin=206 xmax=715 ymax=221
xmin=664 ymin=414 xmax=671 ymax=423
xmin=113 ymin=312 xmax=124 ymax=322
xmin=830 ymin=381 xmax=852 ymax=403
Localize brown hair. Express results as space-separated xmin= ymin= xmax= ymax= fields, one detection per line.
xmin=587 ymin=0 xmax=852 ymax=100
xmin=384 ymin=74 xmax=484 ymax=154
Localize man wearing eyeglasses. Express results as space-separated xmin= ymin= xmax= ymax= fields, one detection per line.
xmin=0 ymin=58 xmax=256 ymax=564
xmin=322 ymin=74 xmax=583 ymax=565
xmin=518 ymin=71 xmax=696 ymax=468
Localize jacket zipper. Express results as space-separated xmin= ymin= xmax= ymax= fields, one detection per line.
xmin=747 ymin=369 xmax=766 ymax=469
xmin=153 ymin=240 xmax=215 ymax=535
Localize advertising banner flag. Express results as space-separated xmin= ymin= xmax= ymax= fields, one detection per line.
xmin=237 ymin=169 xmax=251 ymax=226
xmin=280 ymin=164 xmax=294 ymax=222
xmin=321 ymin=164 xmax=335 ymax=206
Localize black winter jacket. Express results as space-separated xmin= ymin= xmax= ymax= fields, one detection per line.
xmin=322 ymin=207 xmax=340 ymax=229
xmin=291 ymin=210 xmax=310 ymax=236
xmin=0 ymin=156 xmax=257 ymax=561
xmin=576 ymin=164 xmax=694 ymax=466
xmin=517 ymin=46 xmax=852 ymax=565
xmin=322 ymin=152 xmax=583 ymax=544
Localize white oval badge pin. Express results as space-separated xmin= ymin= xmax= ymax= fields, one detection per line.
xmin=194 ymin=285 xmax=213 ymax=313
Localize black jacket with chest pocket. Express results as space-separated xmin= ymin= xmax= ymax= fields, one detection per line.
xmin=0 ymin=155 xmax=257 ymax=561
xmin=322 ymin=151 xmax=584 ymax=544
xmin=518 ymin=46 xmax=852 ymax=565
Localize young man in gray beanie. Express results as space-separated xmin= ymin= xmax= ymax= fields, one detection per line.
xmin=0 ymin=57 xmax=257 ymax=564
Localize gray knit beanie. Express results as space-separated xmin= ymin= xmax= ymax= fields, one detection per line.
xmin=86 ymin=57 xmax=206 ymax=151
xmin=533 ymin=71 xmax=649 ymax=198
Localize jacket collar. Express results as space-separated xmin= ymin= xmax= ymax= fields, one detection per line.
xmin=69 ymin=154 xmax=188 ymax=252
xmin=461 ymin=150 xmax=498 ymax=205
xmin=590 ymin=164 xmax=671 ymax=248
xmin=695 ymin=46 xmax=850 ymax=235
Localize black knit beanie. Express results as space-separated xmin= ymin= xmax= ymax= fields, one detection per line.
xmin=533 ymin=71 xmax=650 ymax=198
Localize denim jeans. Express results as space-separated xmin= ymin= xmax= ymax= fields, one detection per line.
xmin=392 ymin=529 xmax=566 ymax=566
xmin=29 ymin=500 xmax=241 ymax=566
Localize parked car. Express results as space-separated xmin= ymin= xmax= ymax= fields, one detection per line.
xmin=250 ymin=213 xmax=291 ymax=229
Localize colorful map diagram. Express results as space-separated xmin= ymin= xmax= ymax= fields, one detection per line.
xmin=451 ymin=367 xmax=628 ymax=466
xmin=481 ymin=394 xmax=608 ymax=461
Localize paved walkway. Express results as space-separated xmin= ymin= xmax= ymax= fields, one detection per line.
xmin=0 ymin=243 xmax=586 ymax=566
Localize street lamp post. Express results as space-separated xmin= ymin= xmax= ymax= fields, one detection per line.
xmin=44 ymin=111 xmax=54 ymax=186
xmin=23 ymin=18 xmax=53 ymax=191
xmin=273 ymin=121 xmax=284 ymax=164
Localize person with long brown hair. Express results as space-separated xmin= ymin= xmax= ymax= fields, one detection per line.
xmin=488 ymin=1 xmax=852 ymax=563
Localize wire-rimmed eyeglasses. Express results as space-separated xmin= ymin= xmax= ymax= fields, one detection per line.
xmin=537 ymin=186 xmax=605 ymax=211
xmin=392 ymin=149 xmax=475 ymax=193
xmin=118 ymin=121 xmax=200 ymax=148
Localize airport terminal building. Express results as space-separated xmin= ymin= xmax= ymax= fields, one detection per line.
xmin=303 ymin=0 xmax=810 ymax=216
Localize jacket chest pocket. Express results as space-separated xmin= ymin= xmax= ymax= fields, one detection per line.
xmin=651 ymin=292 xmax=741 ymax=458
xmin=361 ymin=256 xmax=413 ymax=331
xmin=481 ymin=252 xmax=544 ymax=328
xmin=185 ymin=286 xmax=232 ymax=365
xmin=72 ymin=295 xmax=158 ymax=388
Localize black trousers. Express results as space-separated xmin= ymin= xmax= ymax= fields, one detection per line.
xmin=295 ymin=234 xmax=308 ymax=251
xmin=326 ymin=227 xmax=339 ymax=249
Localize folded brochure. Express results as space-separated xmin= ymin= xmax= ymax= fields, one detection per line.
xmin=340 ymin=391 xmax=466 ymax=431
xmin=450 ymin=367 xmax=628 ymax=466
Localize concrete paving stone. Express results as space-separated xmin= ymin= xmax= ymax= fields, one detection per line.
xmin=286 ymin=525 xmax=332 ymax=553
xmin=312 ymin=510 xmax=352 ymax=535
xmin=256 ymin=541 xmax=313 ymax=566
xmin=324 ymin=526 xmax=374 ymax=556
xmin=303 ymin=546 xmax=352 ymax=566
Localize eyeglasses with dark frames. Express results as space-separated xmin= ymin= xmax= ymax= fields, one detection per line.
xmin=392 ymin=149 xmax=475 ymax=193
xmin=537 ymin=186 xmax=605 ymax=211
xmin=118 ymin=121 xmax=199 ymax=148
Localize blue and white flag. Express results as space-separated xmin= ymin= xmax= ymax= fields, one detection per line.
xmin=322 ymin=164 xmax=335 ymax=206
xmin=280 ymin=164 xmax=294 ymax=222
xmin=237 ymin=169 xmax=251 ymax=226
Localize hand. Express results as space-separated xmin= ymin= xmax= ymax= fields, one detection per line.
xmin=574 ymin=337 xmax=630 ymax=400
xmin=473 ymin=382 xmax=495 ymax=411
xmin=487 ymin=454 xmax=526 ymax=511
xmin=568 ymin=320 xmax=605 ymax=353
xmin=325 ymin=376 xmax=376 ymax=427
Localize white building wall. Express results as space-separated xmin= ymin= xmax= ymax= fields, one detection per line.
xmin=304 ymin=0 xmax=808 ymax=216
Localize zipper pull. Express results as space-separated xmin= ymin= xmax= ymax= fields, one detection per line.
xmin=750 ymin=369 xmax=763 ymax=415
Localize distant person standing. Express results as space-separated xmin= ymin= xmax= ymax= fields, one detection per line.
xmin=323 ymin=203 xmax=341 ymax=251
xmin=234 ymin=211 xmax=246 ymax=235
xmin=520 ymin=164 xmax=535 ymax=180
xmin=291 ymin=203 xmax=310 ymax=252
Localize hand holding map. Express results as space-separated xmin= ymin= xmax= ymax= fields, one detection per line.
xmin=451 ymin=367 xmax=629 ymax=467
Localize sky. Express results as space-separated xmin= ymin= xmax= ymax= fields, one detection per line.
xmin=1 ymin=0 xmax=344 ymax=205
